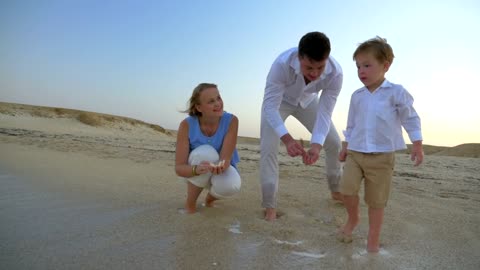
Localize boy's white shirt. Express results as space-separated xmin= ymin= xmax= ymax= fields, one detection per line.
xmin=344 ymin=79 xmax=422 ymax=152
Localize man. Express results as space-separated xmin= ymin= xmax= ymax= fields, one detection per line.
xmin=260 ymin=32 xmax=343 ymax=221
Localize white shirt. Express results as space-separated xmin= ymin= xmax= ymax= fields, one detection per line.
xmin=344 ymin=80 xmax=423 ymax=152
xmin=261 ymin=47 xmax=343 ymax=145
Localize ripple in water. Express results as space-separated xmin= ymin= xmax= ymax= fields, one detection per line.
xmin=291 ymin=251 xmax=326 ymax=258
xmin=228 ymin=220 xmax=242 ymax=234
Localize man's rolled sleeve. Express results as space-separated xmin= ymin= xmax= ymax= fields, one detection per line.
xmin=311 ymin=75 xmax=342 ymax=145
xmin=262 ymin=60 xmax=289 ymax=138
xmin=407 ymin=130 xmax=423 ymax=142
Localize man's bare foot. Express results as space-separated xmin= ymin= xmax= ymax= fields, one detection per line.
xmin=205 ymin=193 xmax=218 ymax=207
xmin=185 ymin=204 xmax=196 ymax=214
xmin=331 ymin=192 xmax=344 ymax=202
xmin=264 ymin=208 xmax=277 ymax=221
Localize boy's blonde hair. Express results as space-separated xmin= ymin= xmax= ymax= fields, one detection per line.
xmin=353 ymin=36 xmax=395 ymax=64
xmin=184 ymin=83 xmax=217 ymax=116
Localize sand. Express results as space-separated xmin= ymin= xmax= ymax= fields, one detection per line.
xmin=1 ymin=102 xmax=479 ymax=269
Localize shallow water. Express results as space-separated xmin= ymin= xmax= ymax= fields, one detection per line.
xmin=1 ymin=165 xmax=479 ymax=270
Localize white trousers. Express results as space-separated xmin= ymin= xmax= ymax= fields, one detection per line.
xmin=260 ymin=100 xmax=342 ymax=208
xmin=187 ymin=144 xmax=241 ymax=199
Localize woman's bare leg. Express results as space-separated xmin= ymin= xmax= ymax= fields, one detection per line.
xmin=185 ymin=182 xmax=203 ymax=213
xmin=205 ymin=193 xmax=218 ymax=207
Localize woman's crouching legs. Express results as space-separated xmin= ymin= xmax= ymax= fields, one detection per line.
xmin=209 ymin=166 xmax=241 ymax=199
xmin=185 ymin=144 xmax=219 ymax=213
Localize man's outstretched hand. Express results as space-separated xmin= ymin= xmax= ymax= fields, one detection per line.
xmin=303 ymin=143 xmax=322 ymax=165
xmin=282 ymin=134 xmax=306 ymax=157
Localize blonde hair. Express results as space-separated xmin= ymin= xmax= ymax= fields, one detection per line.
xmin=353 ymin=36 xmax=395 ymax=64
xmin=183 ymin=83 xmax=217 ymax=116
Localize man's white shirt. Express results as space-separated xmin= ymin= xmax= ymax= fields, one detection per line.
xmin=262 ymin=47 xmax=343 ymax=145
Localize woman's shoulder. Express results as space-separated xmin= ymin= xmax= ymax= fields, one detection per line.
xmin=221 ymin=111 xmax=238 ymax=123
xmin=222 ymin=111 xmax=237 ymax=118
xmin=179 ymin=115 xmax=198 ymax=129
xmin=184 ymin=115 xmax=198 ymax=123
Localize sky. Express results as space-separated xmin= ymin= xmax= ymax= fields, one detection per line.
xmin=1 ymin=0 xmax=479 ymax=147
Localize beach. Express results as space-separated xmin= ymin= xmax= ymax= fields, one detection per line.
xmin=1 ymin=102 xmax=479 ymax=269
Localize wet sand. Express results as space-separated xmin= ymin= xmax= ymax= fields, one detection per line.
xmin=1 ymin=104 xmax=479 ymax=269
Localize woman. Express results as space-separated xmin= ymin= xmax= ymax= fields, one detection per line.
xmin=175 ymin=83 xmax=241 ymax=213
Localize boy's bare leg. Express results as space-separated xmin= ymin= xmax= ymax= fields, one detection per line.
xmin=265 ymin=207 xmax=277 ymax=221
xmin=367 ymin=207 xmax=384 ymax=252
xmin=205 ymin=193 xmax=218 ymax=207
xmin=185 ymin=182 xmax=203 ymax=213
xmin=341 ymin=195 xmax=360 ymax=235
xmin=331 ymin=192 xmax=344 ymax=202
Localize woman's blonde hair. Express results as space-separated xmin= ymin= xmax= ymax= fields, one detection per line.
xmin=183 ymin=83 xmax=217 ymax=116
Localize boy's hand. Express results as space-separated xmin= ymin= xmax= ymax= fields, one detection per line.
xmin=339 ymin=149 xmax=347 ymax=162
xmin=339 ymin=141 xmax=348 ymax=162
xmin=411 ymin=141 xmax=424 ymax=166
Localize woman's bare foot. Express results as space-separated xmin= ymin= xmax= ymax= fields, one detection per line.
xmin=205 ymin=193 xmax=218 ymax=207
xmin=264 ymin=208 xmax=277 ymax=221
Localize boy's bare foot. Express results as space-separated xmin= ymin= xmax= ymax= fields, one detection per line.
xmin=367 ymin=245 xmax=380 ymax=253
xmin=367 ymin=233 xmax=381 ymax=253
xmin=205 ymin=193 xmax=218 ymax=207
xmin=336 ymin=229 xmax=353 ymax=243
xmin=338 ymin=215 xmax=359 ymax=242
xmin=264 ymin=208 xmax=277 ymax=221
xmin=331 ymin=192 xmax=344 ymax=202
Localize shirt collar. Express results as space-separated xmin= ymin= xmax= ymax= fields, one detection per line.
xmin=358 ymin=79 xmax=392 ymax=92
xmin=380 ymin=79 xmax=392 ymax=88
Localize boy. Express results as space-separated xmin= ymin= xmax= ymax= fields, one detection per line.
xmin=338 ymin=37 xmax=424 ymax=252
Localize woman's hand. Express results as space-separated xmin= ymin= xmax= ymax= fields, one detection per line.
xmin=195 ymin=161 xmax=213 ymax=175
xmin=209 ymin=160 xmax=226 ymax=175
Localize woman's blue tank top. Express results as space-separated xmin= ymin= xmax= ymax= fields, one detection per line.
xmin=186 ymin=111 xmax=240 ymax=168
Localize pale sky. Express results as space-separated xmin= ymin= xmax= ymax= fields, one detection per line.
xmin=1 ymin=0 xmax=479 ymax=147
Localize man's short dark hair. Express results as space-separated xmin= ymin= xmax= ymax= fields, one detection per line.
xmin=298 ymin=32 xmax=331 ymax=61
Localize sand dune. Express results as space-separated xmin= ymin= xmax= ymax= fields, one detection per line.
xmin=0 ymin=101 xmax=173 ymax=136
xmin=2 ymin=102 xmax=479 ymax=157
xmin=1 ymin=101 xmax=479 ymax=269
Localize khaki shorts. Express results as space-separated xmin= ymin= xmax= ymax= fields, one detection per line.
xmin=340 ymin=150 xmax=395 ymax=208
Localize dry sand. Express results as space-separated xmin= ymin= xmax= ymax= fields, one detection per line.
xmin=1 ymin=102 xmax=479 ymax=269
